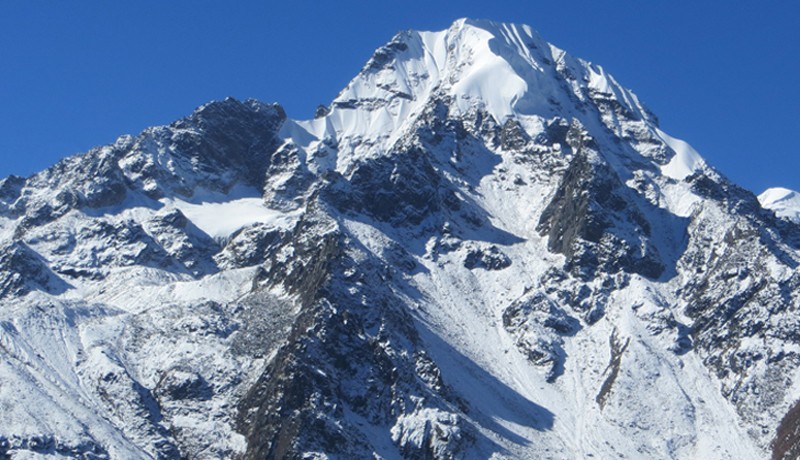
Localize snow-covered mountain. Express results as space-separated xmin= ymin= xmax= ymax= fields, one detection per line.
xmin=760 ymin=187 xmax=800 ymax=223
xmin=2 ymin=18 xmax=800 ymax=459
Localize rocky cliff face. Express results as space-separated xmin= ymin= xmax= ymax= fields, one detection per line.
xmin=1 ymin=18 xmax=799 ymax=460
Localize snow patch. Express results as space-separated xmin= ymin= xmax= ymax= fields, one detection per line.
xmin=655 ymin=128 xmax=705 ymax=180
xmin=449 ymin=24 xmax=527 ymax=122
xmin=170 ymin=267 xmax=261 ymax=303
xmin=759 ymin=187 xmax=800 ymax=222
xmin=587 ymin=64 xmax=615 ymax=95
xmin=0 ymin=216 xmax=16 ymax=243
xmin=163 ymin=197 xmax=296 ymax=239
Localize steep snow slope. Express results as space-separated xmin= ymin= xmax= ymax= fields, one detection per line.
xmin=2 ymin=18 xmax=800 ymax=460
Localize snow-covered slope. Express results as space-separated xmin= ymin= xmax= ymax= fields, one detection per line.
xmin=760 ymin=187 xmax=800 ymax=223
xmin=2 ymin=18 xmax=800 ymax=460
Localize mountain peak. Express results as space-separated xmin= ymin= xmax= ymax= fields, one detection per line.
xmin=349 ymin=18 xmax=653 ymax=122
xmin=296 ymin=19 xmax=693 ymax=196
xmin=759 ymin=186 xmax=800 ymax=222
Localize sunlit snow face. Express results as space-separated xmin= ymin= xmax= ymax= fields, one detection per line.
xmin=162 ymin=196 xmax=296 ymax=240
xmin=759 ymin=187 xmax=800 ymax=222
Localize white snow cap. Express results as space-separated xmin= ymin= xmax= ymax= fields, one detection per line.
xmin=296 ymin=17 xmax=663 ymax=175
xmin=759 ymin=187 xmax=800 ymax=222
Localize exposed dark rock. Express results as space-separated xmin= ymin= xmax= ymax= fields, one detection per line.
xmin=503 ymin=290 xmax=580 ymax=382
xmin=155 ymin=369 xmax=213 ymax=401
xmin=773 ymin=399 xmax=800 ymax=460
xmin=236 ymin=200 xmax=476 ymax=459
xmin=254 ymin=205 xmax=342 ymax=308
xmin=262 ymin=142 xmax=315 ymax=210
xmin=676 ymin=188 xmax=800 ymax=444
xmin=144 ymin=208 xmax=220 ymax=276
xmin=537 ymin=142 xmax=666 ymax=280
xmin=314 ymin=104 xmax=330 ymax=118
xmin=216 ymin=224 xmax=290 ymax=269
xmin=0 ymin=242 xmax=70 ymax=299
xmin=534 ymin=117 xmax=571 ymax=147
xmin=91 ymin=364 xmax=182 ymax=459
xmin=0 ymin=175 xmax=25 ymax=216
xmin=327 ymin=146 xmax=449 ymax=226
xmin=365 ymin=34 xmax=410 ymax=71
xmin=687 ymin=171 xmax=764 ymax=217
xmin=381 ymin=240 xmax=419 ymax=272
xmin=111 ymin=98 xmax=284 ymax=202
xmin=463 ymin=245 xmax=512 ymax=270
xmin=0 ymin=435 xmax=109 ymax=460
xmin=499 ymin=118 xmax=530 ymax=151
xmin=41 ymin=218 xmax=185 ymax=280
xmin=596 ymin=330 xmax=630 ymax=409
xmin=174 ymin=98 xmax=285 ymax=185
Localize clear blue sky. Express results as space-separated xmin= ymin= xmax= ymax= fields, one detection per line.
xmin=1 ymin=1 xmax=798 ymax=194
